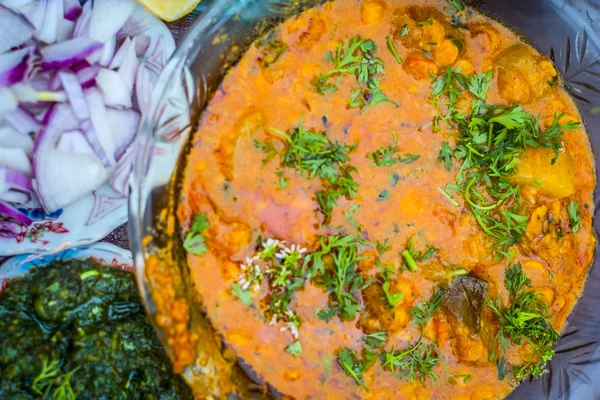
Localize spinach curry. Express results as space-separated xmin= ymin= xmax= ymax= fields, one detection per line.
xmin=176 ymin=0 xmax=596 ymax=398
xmin=0 ymin=260 xmax=193 ymax=400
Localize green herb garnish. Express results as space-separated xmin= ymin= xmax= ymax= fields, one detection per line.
xmin=183 ymin=212 xmax=210 ymax=256
xmin=402 ymin=232 xmax=438 ymax=272
xmin=410 ymin=290 xmax=443 ymax=329
xmin=486 ymin=264 xmax=559 ymax=380
xmin=260 ymin=123 xmax=358 ymax=221
xmin=568 ymin=200 xmax=581 ymax=233
xmin=380 ymin=338 xmax=440 ymax=386
xmin=312 ymin=36 xmax=397 ymax=113
xmin=232 ymin=283 xmax=253 ymax=306
xmin=285 ymin=341 xmax=303 ymax=356
xmin=386 ymin=36 xmax=402 ymax=64
xmin=368 ymin=145 xmax=420 ymax=167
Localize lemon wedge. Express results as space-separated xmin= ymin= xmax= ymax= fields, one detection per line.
xmin=137 ymin=0 xmax=202 ymax=22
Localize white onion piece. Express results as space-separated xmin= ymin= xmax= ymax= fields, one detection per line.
xmin=106 ymin=108 xmax=139 ymax=160
xmin=134 ymin=64 xmax=152 ymax=116
xmin=58 ymin=71 xmax=89 ymax=119
xmin=63 ymin=0 xmax=80 ymax=21
xmin=3 ymin=106 xmax=41 ymax=135
xmin=19 ymin=0 xmax=46 ymax=31
xmin=0 ymin=47 xmax=35 ymax=88
xmin=72 ymin=0 xmax=90 ymax=37
xmin=0 ymin=147 xmax=32 ymax=176
xmin=108 ymin=36 xmax=132 ymax=70
xmin=36 ymin=0 xmax=61 ymax=44
xmin=56 ymin=17 xmax=75 ymax=42
xmin=1 ymin=0 xmax=35 ymax=10
xmin=0 ymin=88 xmax=18 ymax=115
xmin=84 ymin=87 xmax=116 ymax=165
xmin=0 ymin=166 xmax=33 ymax=203
xmin=0 ymin=126 xmax=34 ymax=156
xmin=118 ymin=41 xmax=138 ymax=95
xmin=89 ymin=0 xmax=136 ymax=43
xmin=0 ymin=200 xmax=32 ymax=225
xmin=0 ymin=4 xmax=35 ymax=53
xmin=110 ymin=141 xmax=135 ymax=195
xmin=33 ymin=104 xmax=108 ymax=213
xmin=96 ymin=68 xmax=132 ymax=108
xmin=34 ymin=149 xmax=108 ymax=212
xmin=75 ymin=64 xmax=100 ymax=88
xmin=41 ymin=37 xmax=102 ymax=70
xmin=56 ymin=130 xmax=95 ymax=154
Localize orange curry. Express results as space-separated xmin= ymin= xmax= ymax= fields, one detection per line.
xmin=176 ymin=0 xmax=596 ymax=399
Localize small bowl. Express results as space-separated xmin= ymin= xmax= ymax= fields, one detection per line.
xmin=129 ymin=0 xmax=600 ymax=398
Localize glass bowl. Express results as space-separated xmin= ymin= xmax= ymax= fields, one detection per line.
xmin=128 ymin=0 xmax=600 ymax=398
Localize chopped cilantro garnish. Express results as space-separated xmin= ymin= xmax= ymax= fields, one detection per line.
xmin=401 ymin=232 xmax=439 ymax=271
xmin=380 ymin=338 xmax=440 ymax=386
xmin=386 ymin=36 xmax=402 ymax=64
xmin=285 ymin=341 xmax=303 ymax=356
xmin=183 ymin=212 xmax=210 ymax=256
xmin=231 ymin=283 xmax=253 ymax=306
xmin=568 ymin=200 xmax=581 ymax=233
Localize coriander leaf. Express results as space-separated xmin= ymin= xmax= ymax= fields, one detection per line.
xmin=232 ymin=283 xmax=253 ymax=306
xmin=437 ymin=141 xmax=453 ymax=171
xmin=568 ymin=200 xmax=581 ymax=233
xmin=400 ymin=25 xmax=410 ymax=37
xmin=464 ymin=71 xmax=493 ymax=101
xmin=184 ymin=212 xmax=210 ymax=256
xmin=377 ymin=190 xmax=390 ymax=201
xmin=337 ymin=348 xmax=369 ymax=390
xmin=402 ymin=232 xmax=438 ymax=271
xmin=363 ymin=331 xmax=388 ymax=350
xmin=285 ymin=341 xmax=303 ymax=356
xmin=382 ymin=276 xmax=404 ymax=308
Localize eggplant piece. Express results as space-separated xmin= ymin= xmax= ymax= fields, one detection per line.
xmin=442 ymin=275 xmax=488 ymax=333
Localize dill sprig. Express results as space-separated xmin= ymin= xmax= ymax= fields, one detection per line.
xmin=312 ymin=36 xmax=397 ymax=114
xmin=487 ymin=264 xmax=559 ymax=380
xmin=256 ymin=123 xmax=359 ymax=221
xmin=380 ymin=338 xmax=440 ymax=386
xmin=410 ymin=290 xmax=443 ymax=329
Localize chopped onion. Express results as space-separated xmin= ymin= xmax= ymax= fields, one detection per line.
xmin=96 ymin=68 xmax=132 ymax=108
xmin=85 ymin=87 xmax=116 ymax=165
xmin=118 ymin=39 xmax=138 ymax=95
xmin=108 ymin=36 xmax=132 ymax=70
xmin=56 ymin=129 xmax=95 ymax=154
xmin=106 ymin=108 xmax=139 ymax=160
xmin=0 ymin=200 xmax=32 ymax=225
xmin=56 ymin=17 xmax=74 ymax=42
xmin=0 ymin=147 xmax=32 ymax=176
xmin=0 ymin=87 xmax=18 ymax=115
xmin=0 ymin=0 xmax=175 ymax=214
xmin=62 ymin=0 xmax=79 ymax=21
xmin=89 ymin=0 xmax=136 ymax=43
xmin=0 ymin=125 xmax=34 ymax=156
xmin=33 ymin=104 xmax=107 ymax=212
xmin=1 ymin=0 xmax=36 ymax=10
xmin=110 ymin=141 xmax=135 ymax=195
xmin=35 ymin=0 xmax=61 ymax=44
xmin=41 ymin=36 xmax=102 ymax=69
xmin=19 ymin=0 xmax=46 ymax=31
xmin=0 ymin=47 xmax=38 ymax=88
xmin=3 ymin=106 xmax=41 ymax=135
xmin=0 ymin=166 xmax=33 ymax=204
xmin=0 ymin=5 xmax=36 ymax=53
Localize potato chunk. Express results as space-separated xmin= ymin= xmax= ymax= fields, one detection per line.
xmin=403 ymin=52 xmax=438 ymax=80
xmin=361 ymin=0 xmax=387 ymax=25
xmin=512 ymin=147 xmax=575 ymax=199
xmin=495 ymin=45 xmax=558 ymax=104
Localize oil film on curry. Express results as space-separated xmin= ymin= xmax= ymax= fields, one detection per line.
xmin=152 ymin=0 xmax=597 ymax=398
